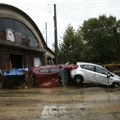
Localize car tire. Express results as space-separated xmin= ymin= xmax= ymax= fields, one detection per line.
xmin=111 ymin=82 xmax=119 ymax=88
xmin=74 ymin=76 xmax=83 ymax=86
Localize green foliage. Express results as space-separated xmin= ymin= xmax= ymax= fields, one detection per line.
xmin=80 ymin=15 xmax=119 ymax=63
xmin=58 ymin=15 xmax=120 ymax=64
xmin=58 ymin=24 xmax=83 ymax=64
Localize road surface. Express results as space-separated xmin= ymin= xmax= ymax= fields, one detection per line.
xmin=0 ymin=84 xmax=120 ymax=120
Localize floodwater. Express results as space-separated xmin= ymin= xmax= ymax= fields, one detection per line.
xmin=0 ymin=85 xmax=120 ymax=120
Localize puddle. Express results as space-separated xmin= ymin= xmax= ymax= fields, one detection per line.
xmin=0 ymin=86 xmax=120 ymax=119
xmin=40 ymin=101 xmax=120 ymax=118
xmin=41 ymin=104 xmax=80 ymax=118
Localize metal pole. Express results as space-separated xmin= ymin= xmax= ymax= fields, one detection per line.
xmin=45 ymin=22 xmax=47 ymax=46
xmin=54 ymin=4 xmax=58 ymax=64
xmin=113 ymin=26 xmax=120 ymax=54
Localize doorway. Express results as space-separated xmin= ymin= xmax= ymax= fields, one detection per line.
xmin=10 ymin=54 xmax=23 ymax=68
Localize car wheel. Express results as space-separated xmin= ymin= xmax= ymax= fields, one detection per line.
xmin=112 ymin=82 xmax=119 ymax=88
xmin=74 ymin=76 xmax=83 ymax=86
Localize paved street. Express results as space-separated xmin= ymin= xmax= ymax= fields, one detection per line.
xmin=0 ymin=85 xmax=120 ymax=120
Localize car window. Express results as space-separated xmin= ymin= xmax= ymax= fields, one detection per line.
xmin=50 ymin=68 xmax=60 ymax=73
xmin=80 ymin=65 xmax=84 ymax=68
xmin=95 ymin=66 xmax=109 ymax=75
xmin=81 ymin=65 xmax=95 ymax=72
xmin=39 ymin=69 xmax=49 ymax=73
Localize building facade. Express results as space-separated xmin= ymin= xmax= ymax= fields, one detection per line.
xmin=0 ymin=4 xmax=55 ymax=70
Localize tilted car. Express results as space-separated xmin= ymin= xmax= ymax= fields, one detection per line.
xmin=70 ymin=62 xmax=120 ymax=88
xmin=29 ymin=64 xmax=72 ymax=87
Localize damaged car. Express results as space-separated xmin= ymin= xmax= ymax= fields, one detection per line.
xmin=71 ymin=62 xmax=120 ymax=88
xmin=29 ymin=64 xmax=72 ymax=87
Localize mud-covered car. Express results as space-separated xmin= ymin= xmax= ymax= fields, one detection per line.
xmin=29 ymin=64 xmax=72 ymax=87
xmin=71 ymin=62 xmax=120 ymax=88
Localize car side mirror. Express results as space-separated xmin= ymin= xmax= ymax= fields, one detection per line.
xmin=107 ymin=74 xmax=111 ymax=78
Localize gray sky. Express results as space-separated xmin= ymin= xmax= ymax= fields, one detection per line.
xmin=0 ymin=0 xmax=120 ymax=49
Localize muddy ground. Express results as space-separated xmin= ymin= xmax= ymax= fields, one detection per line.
xmin=0 ymin=84 xmax=120 ymax=120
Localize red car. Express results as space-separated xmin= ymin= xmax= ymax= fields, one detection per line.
xmin=29 ymin=64 xmax=72 ymax=87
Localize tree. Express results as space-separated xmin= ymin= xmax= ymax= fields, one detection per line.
xmin=58 ymin=24 xmax=83 ymax=64
xmin=80 ymin=15 xmax=119 ymax=64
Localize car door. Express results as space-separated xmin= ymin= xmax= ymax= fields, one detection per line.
xmin=94 ymin=66 xmax=110 ymax=85
xmin=37 ymin=68 xmax=50 ymax=83
xmin=37 ymin=67 xmax=59 ymax=83
xmin=81 ymin=65 xmax=96 ymax=83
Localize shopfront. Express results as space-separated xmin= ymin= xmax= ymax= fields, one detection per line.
xmin=0 ymin=4 xmax=54 ymax=70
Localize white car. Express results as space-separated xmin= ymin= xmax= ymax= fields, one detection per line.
xmin=71 ymin=62 xmax=120 ymax=88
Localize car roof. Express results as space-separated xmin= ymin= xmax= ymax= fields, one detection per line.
xmin=33 ymin=64 xmax=73 ymax=70
xmin=36 ymin=65 xmax=60 ymax=69
xmin=77 ymin=62 xmax=102 ymax=67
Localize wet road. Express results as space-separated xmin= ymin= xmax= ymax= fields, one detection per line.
xmin=0 ymin=85 xmax=120 ymax=120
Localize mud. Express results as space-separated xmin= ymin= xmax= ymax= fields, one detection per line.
xmin=0 ymin=85 xmax=120 ymax=120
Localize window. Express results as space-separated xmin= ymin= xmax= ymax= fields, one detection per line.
xmin=38 ymin=67 xmax=60 ymax=73
xmin=50 ymin=68 xmax=60 ymax=73
xmin=95 ymin=66 xmax=109 ymax=75
xmin=39 ymin=69 xmax=49 ymax=73
xmin=34 ymin=57 xmax=41 ymax=67
xmin=82 ymin=65 xmax=95 ymax=72
xmin=0 ymin=18 xmax=39 ymax=48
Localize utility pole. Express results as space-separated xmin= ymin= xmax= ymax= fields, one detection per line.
xmin=45 ymin=22 xmax=47 ymax=46
xmin=113 ymin=26 xmax=120 ymax=54
xmin=54 ymin=4 xmax=58 ymax=64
